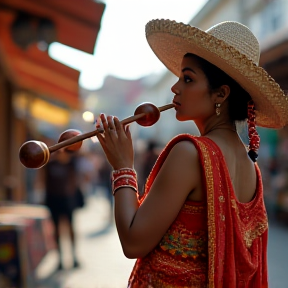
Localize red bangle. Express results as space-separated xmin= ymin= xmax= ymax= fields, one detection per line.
xmin=111 ymin=168 xmax=138 ymax=196
xmin=112 ymin=176 xmax=138 ymax=195
xmin=112 ymin=168 xmax=137 ymax=181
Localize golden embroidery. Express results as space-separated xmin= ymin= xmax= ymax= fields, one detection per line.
xmin=196 ymin=139 xmax=216 ymax=288
xmin=231 ymin=199 xmax=237 ymax=210
xmin=182 ymin=203 xmax=206 ymax=214
xmin=160 ymin=222 xmax=208 ymax=259
xmin=244 ymin=222 xmax=268 ymax=248
xmin=231 ymin=202 xmax=268 ymax=248
xmin=219 ymin=196 xmax=225 ymax=202
xmin=231 ymin=198 xmax=268 ymax=248
xmin=129 ymin=248 xmax=207 ymax=287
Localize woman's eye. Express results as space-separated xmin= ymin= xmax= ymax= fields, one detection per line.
xmin=184 ymin=75 xmax=192 ymax=83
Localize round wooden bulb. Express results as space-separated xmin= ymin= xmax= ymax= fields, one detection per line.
xmin=19 ymin=141 xmax=50 ymax=169
xmin=58 ymin=129 xmax=83 ymax=152
xmin=134 ymin=103 xmax=160 ymax=127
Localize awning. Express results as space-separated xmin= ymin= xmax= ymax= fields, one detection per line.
xmin=0 ymin=0 xmax=105 ymax=109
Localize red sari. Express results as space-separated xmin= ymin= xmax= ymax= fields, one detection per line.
xmin=128 ymin=134 xmax=269 ymax=288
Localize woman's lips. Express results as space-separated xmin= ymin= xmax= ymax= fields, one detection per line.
xmin=173 ymin=100 xmax=181 ymax=107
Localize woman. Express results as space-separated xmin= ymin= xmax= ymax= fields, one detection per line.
xmin=96 ymin=21 xmax=288 ymax=287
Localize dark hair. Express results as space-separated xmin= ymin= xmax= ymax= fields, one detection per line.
xmin=184 ymin=53 xmax=252 ymax=122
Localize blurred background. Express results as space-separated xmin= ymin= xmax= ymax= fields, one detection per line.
xmin=0 ymin=0 xmax=288 ymax=287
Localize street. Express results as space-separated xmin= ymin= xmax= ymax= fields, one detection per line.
xmin=35 ymin=191 xmax=135 ymax=288
xmin=34 ymin=191 xmax=288 ymax=288
xmin=267 ymin=220 xmax=288 ymax=288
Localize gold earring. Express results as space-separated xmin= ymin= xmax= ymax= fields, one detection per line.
xmin=216 ymin=103 xmax=221 ymax=116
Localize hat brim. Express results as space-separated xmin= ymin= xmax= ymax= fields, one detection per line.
xmin=146 ymin=19 xmax=288 ymax=128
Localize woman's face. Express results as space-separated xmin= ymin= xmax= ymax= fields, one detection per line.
xmin=171 ymin=55 xmax=215 ymax=122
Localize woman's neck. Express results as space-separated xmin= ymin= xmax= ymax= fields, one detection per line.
xmin=196 ymin=118 xmax=237 ymax=136
xmin=203 ymin=124 xmax=237 ymax=136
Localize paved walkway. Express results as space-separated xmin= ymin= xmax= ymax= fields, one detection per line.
xmin=267 ymin=220 xmax=288 ymax=288
xmin=35 ymin=191 xmax=135 ymax=288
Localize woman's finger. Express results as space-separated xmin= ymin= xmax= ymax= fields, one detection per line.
xmin=100 ymin=113 xmax=110 ymax=132
xmin=125 ymin=125 xmax=132 ymax=141
xmin=95 ymin=114 xmax=110 ymax=151
xmin=114 ymin=117 xmax=123 ymax=134
xmin=107 ymin=115 xmax=117 ymax=135
xmin=96 ymin=132 xmax=104 ymax=146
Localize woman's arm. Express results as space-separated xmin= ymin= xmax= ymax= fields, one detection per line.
xmin=96 ymin=114 xmax=201 ymax=258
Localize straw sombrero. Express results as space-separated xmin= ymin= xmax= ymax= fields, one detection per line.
xmin=145 ymin=20 xmax=288 ymax=128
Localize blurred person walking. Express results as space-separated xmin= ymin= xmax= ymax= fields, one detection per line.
xmin=138 ymin=140 xmax=161 ymax=196
xmin=98 ymin=159 xmax=113 ymax=221
xmin=76 ymin=151 xmax=96 ymax=197
xmin=38 ymin=149 xmax=82 ymax=270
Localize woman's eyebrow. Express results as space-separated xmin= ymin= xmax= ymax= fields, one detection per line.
xmin=182 ymin=67 xmax=197 ymax=75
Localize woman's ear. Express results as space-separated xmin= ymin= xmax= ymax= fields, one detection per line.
xmin=213 ymin=85 xmax=230 ymax=104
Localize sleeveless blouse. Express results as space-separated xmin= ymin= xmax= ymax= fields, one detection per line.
xmin=128 ymin=134 xmax=268 ymax=288
xmin=128 ymin=201 xmax=208 ymax=287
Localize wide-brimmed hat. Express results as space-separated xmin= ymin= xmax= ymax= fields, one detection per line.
xmin=145 ymin=20 xmax=288 ymax=128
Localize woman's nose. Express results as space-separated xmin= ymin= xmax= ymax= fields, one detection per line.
xmin=171 ymin=83 xmax=180 ymax=95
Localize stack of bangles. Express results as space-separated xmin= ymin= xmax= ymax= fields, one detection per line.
xmin=111 ymin=168 xmax=138 ymax=196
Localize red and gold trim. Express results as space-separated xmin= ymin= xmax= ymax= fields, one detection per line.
xmin=111 ymin=168 xmax=138 ymax=196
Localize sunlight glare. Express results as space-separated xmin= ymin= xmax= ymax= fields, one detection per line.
xmin=48 ymin=0 xmax=208 ymax=90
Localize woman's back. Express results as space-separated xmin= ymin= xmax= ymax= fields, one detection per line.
xmin=186 ymin=130 xmax=257 ymax=204
xmin=207 ymin=130 xmax=257 ymax=203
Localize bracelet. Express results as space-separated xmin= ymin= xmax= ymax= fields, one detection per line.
xmin=111 ymin=168 xmax=138 ymax=196
xmin=112 ymin=168 xmax=137 ymax=181
xmin=112 ymin=177 xmax=138 ymax=196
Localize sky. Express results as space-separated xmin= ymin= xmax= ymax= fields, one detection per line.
xmin=49 ymin=0 xmax=207 ymax=90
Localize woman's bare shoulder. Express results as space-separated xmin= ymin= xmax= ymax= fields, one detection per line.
xmin=169 ymin=139 xmax=199 ymax=157
xmin=164 ymin=140 xmax=200 ymax=171
xmin=158 ymin=140 xmax=201 ymax=189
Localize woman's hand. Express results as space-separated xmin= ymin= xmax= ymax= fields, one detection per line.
xmin=96 ymin=113 xmax=134 ymax=170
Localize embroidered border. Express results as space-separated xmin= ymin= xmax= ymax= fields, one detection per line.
xmin=231 ymin=198 xmax=268 ymax=248
xmin=196 ymin=139 xmax=216 ymax=288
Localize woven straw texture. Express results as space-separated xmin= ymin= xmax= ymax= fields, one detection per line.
xmin=146 ymin=20 xmax=288 ymax=128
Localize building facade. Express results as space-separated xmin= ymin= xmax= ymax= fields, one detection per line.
xmin=0 ymin=0 xmax=105 ymax=202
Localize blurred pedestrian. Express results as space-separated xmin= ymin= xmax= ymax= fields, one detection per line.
xmin=40 ymin=149 xmax=81 ymax=270
xmin=76 ymin=151 xmax=96 ymax=197
xmin=95 ymin=19 xmax=288 ymax=287
xmin=98 ymin=159 xmax=113 ymax=221
xmin=138 ymin=140 xmax=161 ymax=196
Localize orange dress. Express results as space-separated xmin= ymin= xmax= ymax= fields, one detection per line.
xmin=128 ymin=134 xmax=269 ymax=288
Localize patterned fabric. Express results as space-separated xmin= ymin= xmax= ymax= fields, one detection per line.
xmin=129 ymin=201 xmax=208 ymax=287
xmin=128 ymin=134 xmax=268 ymax=288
